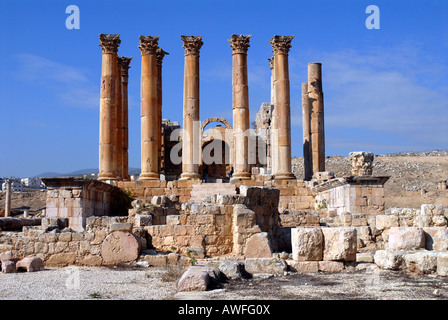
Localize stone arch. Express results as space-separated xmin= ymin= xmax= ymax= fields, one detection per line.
xmin=201 ymin=117 xmax=232 ymax=133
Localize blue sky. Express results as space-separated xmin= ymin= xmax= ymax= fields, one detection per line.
xmin=0 ymin=0 xmax=447 ymax=177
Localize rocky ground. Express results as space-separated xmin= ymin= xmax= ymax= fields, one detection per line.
xmin=1 ymin=264 xmax=447 ymax=301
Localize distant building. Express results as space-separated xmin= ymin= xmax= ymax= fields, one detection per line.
xmin=21 ymin=177 xmax=45 ymax=189
xmin=2 ymin=179 xmax=24 ymax=193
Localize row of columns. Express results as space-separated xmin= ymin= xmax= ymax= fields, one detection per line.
xmin=98 ymin=33 xmax=302 ymax=182
xmin=98 ymin=34 xmax=131 ymax=181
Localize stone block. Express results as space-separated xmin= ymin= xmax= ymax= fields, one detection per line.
xmin=143 ymin=254 xmax=168 ymax=267
xmin=318 ymin=261 xmax=344 ymax=273
xmin=244 ymin=258 xmax=287 ymax=276
xmin=287 ymin=260 xmax=319 ymax=273
xmin=16 ymin=256 xmax=44 ymax=272
xmin=321 ymin=227 xmax=357 ymax=262
xmin=375 ymin=215 xmax=399 ymax=231
xmin=388 ymin=227 xmax=425 ymax=251
xmin=109 ymin=223 xmax=133 ymax=233
xmin=423 ymin=227 xmax=448 ymax=251
xmin=135 ymin=214 xmax=152 ymax=227
xmin=436 ymin=252 xmax=448 ymax=276
xmin=291 ymin=227 xmax=323 ymax=261
xmin=374 ymin=250 xmax=405 ymax=271
xmin=1 ymin=260 xmax=16 ymax=273
xmin=356 ymin=253 xmax=374 ymax=263
xmin=177 ymin=266 xmax=222 ymax=292
xmin=45 ymin=253 xmax=76 ymax=267
xmin=0 ymin=250 xmax=21 ymax=262
xmin=218 ymin=260 xmax=245 ymax=279
xmin=244 ymin=232 xmax=273 ymax=258
xmin=404 ymin=251 xmax=438 ymax=274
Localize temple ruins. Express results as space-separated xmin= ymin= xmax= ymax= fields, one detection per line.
xmin=1 ymin=33 xmax=447 ymax=289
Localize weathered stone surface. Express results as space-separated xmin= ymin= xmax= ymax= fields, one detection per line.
xmin=356 ymin=253 xmax=374 ymax=263
xmin=100 ymin=231 xmax=140 ymax=265
xmin=218 ymin=260 xmax=245 ymax=279
xmin=388 ymin=227 xmax=425 ymax=251
xmin=45 ymin=253 xmax=76 ymax=267
xmin=321 ymin=227 xmax=357 ymax=261
xmin=374 ymin=250 xmax=405 ymax=271
xmin=134 ymin=214 xmax=152 ymax=227
xmin=16 ymin=256 xmax=44 ymax=272
xmin=244 ymin=257 xmax=287 ymax=276
xmin=423 ymin=227 xmax=448 ymax=251
xmin=404 ymin=251 xmax=438 ymax=274
xmin=287 ymin=260 xmax=319 ymax=273
xmin=177 ymin=266 xmax=221 ymax=292
xmin=349 ymin=151 xmax=374 ymax=176
xmin=318 ymin=261 xmax=344 ymax=273
xmin=1 ymin=260 xmax=16 ymax=273
xmin=291 ymin=227 xmax=323 ymax=261
xmin=109 ymin=223 xmax=133 ymax=233
xmin=375 ymin=215 xmax=399 ymax=231
xmin=436 ymin=252 xmax=448 ymax=276
xmin=0 ymin=250 xmax=21 ymax=262
xmin=244 ymin=232 xmax=273 ymax=258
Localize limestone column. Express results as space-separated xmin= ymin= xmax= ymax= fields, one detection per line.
xmin=180 ymin=35 xmax=203 ymax=181
xmin=4 ymin=180 xmax=11 ymax=217
xmin=268 ymin=57 xmax=277 ymax=175
xmin=115 ymin=54 xmax=123 ymax=180
xmin=156 ymin=48 xmax=169 ymax=174
xmin=139 ymin=36 xmax=160 ymax=180
xmin=98 ymin=34 xmax=120 ymax=181
xmin=308 ymin=62 xmax=325 ymax=174
xmin=302 ymin=82 xmax=312 ymax=180
xmin=269 ymin=35 xmax=296 ymax=180
xmin=118 ymin=56 xmax=132 ymax=180
xmin=229 ymin=34 xmax=251 ymax=182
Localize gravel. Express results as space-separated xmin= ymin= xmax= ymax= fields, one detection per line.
xmin=1 ymin=264 xmax=448 ymax=300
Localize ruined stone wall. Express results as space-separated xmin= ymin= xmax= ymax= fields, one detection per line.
xmin=313 ymin=177 xmax=388 ymax=217
xmin=143 ymin=186 xmax=280 ymax=257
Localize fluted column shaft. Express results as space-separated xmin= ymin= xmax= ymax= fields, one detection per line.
xmin=302 ymin=82 xmax=312 ymax=180
xmin=269 ymin=35 xmax=295 ymax=180
xmin=180 ymin=36 xmax=203 ymax=180
xmin=118 ymin=56 xmax=132 ymax=180
xmin=98 ymin=34 xmax=120 ymax=181
xmin=139 ymin=36 xmax=160 ymax=180
xmin=229 ymin=34 xmax=251 ymax=182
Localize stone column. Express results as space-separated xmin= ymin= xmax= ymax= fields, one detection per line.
xmin=118 ymin=56 xmax=132 ymax=180
xmin=115 ymin=54 xmax=123 ymax=180
xmin=138 ymin=36 xmax=160 ymax=180
xmin=302 ymin=82 xmax=312 ymax=180
xmin=156 ymin=48 xmax=169 ymax=174
xmin=180 ymin=35 xmax=203 ymax=181
xmin=4 ymin=180 xmax=11 ymax=217
xmin=269 ymin=35 xmax=296 ymax=180
xmin=308 ymin=62 xmax=325 ymax=174
xmin=268 ymin=57 xmax=277 ymax=175
xmin=98 ymin=34 xmax=120 ymax=181
xmin=229 ymin=34 xmax=252 ymax=182
xmin=438 ymin=179 xmax=447 ymax=190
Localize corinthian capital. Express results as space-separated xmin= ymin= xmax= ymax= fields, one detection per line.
xmin=269 ymin=35 xmax=294 ymax=55
xmin=181 ymin=35 xmax=203 ymax=56
xmin=139 ymin=36 xmax=159 ymax=55
xmin=228 ymin=34 xmax=252 ymax=54
xmin=118 ymin=56 xmax=132 ymax=76
xmin=156 ymin=47 xmax=169 ymax=66
xmin=99 ymin=34 xmax=121 ymax=54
